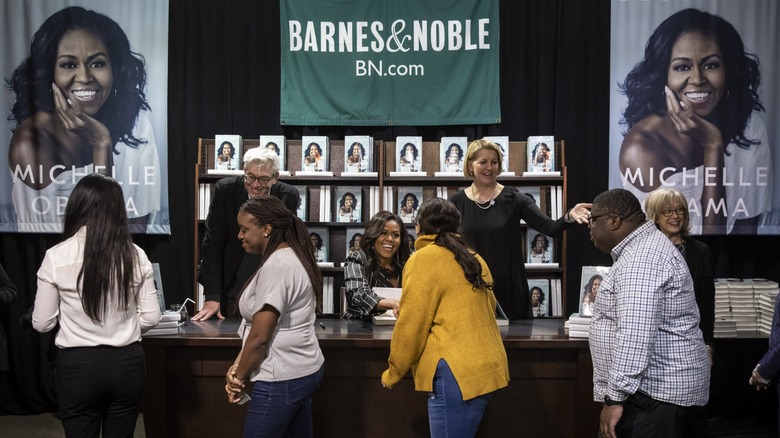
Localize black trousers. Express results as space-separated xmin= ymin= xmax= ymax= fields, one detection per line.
xmin=615 ymin=391 xmax=708 ymax=438
xmin=56 ymin=342 xmax=145 ymax=438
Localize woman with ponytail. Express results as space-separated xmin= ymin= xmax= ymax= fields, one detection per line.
xmin=224 ymin=195 xmax=324 ymax=438
xmin=381 ymin=197 xmax=509 ymax=438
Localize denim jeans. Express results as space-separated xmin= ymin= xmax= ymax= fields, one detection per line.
xmin=243 ymin=364 xmax=325 ymax=438
xmin=428 ymin=359 xmax=493 ymax=438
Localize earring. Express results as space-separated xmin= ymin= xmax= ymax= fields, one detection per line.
xmin=263 ymin=234 xmax=269 ymax=238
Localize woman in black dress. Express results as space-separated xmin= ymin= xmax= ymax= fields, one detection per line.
xmin=449 ymin=138 xmax=590 ymax=319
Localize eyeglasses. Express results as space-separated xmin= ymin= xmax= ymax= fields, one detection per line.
xmin=589 ymin=212 xmax=613 ymax=225
xmin=244 ymin=174 xmax=273 ymax=185
xmin=661 ymin=207 xmax=686 ymax=217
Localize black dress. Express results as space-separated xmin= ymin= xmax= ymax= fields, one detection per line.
xmin=450 ymin=187 xmax=570 ymax=319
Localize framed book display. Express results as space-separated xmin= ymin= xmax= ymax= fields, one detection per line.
xmin=301 ymin=136 xmax=329 ymax=173
xmin=213 ymin=135 xmax=241 ymax=172
xmin=344 ymin=135 xmax=372 ymax=174
xmin=308 ymin=226 xmax=329 ymax=263
xmin=397 ymin=186 xmax=422 ymax=224
xmin=528 ymin=279 xmax=550 ymax=318
xmin=260 ymin=135 xmax=286 ymax=172
xmin=346 ymin=227 xmax=363 ymax=258
xmin=526 ymin=135 xmax=556 ymax=174
xmin=395 ymin=136 xmax=423 ymax=173
xmin=579 ymin=266 xmax=609 ymax=317
xmin=527 ymin=232 xmax=555 ymax=264
xmin=295 ymin=186 xmax=307 ymax=221
xmin=334 ymin=186 xmax=362 ymax=223
xmin=438 ymin=137 xmax=467 ymax=174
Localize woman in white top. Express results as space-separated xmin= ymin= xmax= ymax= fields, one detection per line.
xmin=225 ymin=195 xmax=325 ymax=438
xmin=32 ymin=173 xmax=161 ymax=437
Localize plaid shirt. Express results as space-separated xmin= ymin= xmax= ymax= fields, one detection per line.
xmin=589 ymin=221 xmax=710 ymax=406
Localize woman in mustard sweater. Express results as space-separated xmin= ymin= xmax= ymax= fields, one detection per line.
xmin=381 ymin=197 xmax=509 ymax=437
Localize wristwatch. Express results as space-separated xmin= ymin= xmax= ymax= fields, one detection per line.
xmin=604 ymin=395 xmax=624 ymax=406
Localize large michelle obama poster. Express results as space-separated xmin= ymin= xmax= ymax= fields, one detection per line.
xmin=0 ymin=0 xmax=169 ymax=234
xmin=609 ymin=0 xmax=779 ymax=235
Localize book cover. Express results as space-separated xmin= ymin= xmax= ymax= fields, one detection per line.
xmin=308 ymin=226 xmax=329 ymax=263
xmin=395 ymin=136 xmax=423 ymax=173
xmin=344 ymin=135 xmax=372 ymax=173
xmin=371 ymin=287 xmax=401 ymax=325
xmin=397 ymin=186 xmax=423 ymax=224
xmin=528 ymin=279 xmax=550 ymax=318
xmin=439 ymin=137 xmax=467 ymax=173
xmin=152 ymin=262 xmax=165 ymax=314
xmin=520 ymin=186 xmax=542 ymax=224
xmin=214 ymin=135 xmax=242 ymax=172
xmin=260 ymin=135 xmax=286 ymax=171
xmin=295 ymin=186 xmax=307 ymax=221
xmin=334 ymin=186 xmax=362 ymax=223
xmin=301 ymin=136 xmax=329 ymax=172
xmin=346 ymin=227 xmax=364 ymax=258
xmin=484 ymin=136 xmax=510 ymax=174
xmin=406 ymin=225 xmax=417 ymax=254
xmin=579 ymin=266 xmax=610 ymax=317
xmin=526 ymin=135 xmax=556 ymax=174
xmin=526 ymin=232 xmax=555 ymax=264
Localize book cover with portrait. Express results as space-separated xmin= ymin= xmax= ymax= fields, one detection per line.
xmin=439 ymin=137 xmax=467 ymax=173
xmin=395 ymin=136 xmax=423 ymax=173
xmin=344 ymin=135 xmax=372 ymax=173
xmin=214 ymin=135 xmax=242 ymax=172
xmin=526 ymin=135 xmax=556 ymax=174
xmin=295 ymin=185 xmax=307 ymax=221
xmin=484 ymin=136 xmax=510 ymax=174
xmin=346 ymin=227 xmax=364 ymax=259
xmin=334 ymin=186 xmax=362 ymax=223
xmin=528 ymin=279 xmax=551 ymax=318
xmin=579 ymin=266 xmax=610 ymax=317
xmin=397 ymin=186 xmax=423 ymax=224
xmin=301 ymin=136 xmax=329 ymax=172
xmin=307 ymin=226 xmax=329 ymax=263
xmin=526 ymin=232 xmax=555 ymax=264
xmin=260 ymin=135 xmax=286 ymax=171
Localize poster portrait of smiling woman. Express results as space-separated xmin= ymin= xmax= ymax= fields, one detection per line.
xmin=0 ymin=0 xmax=169 ymax=234
xmin=608 ymin=0 xmax=779 ymax=236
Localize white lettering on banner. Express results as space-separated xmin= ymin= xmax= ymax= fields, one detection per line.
xmin=28 ymin=195 xmax=140 ymax=216
xmin=620 ymin=166 xmax=769 ymax=188
xmin=289 ymin=18 xmax=491 ymax=53
xmin=356 ymin=60 xmax=425 ymax=77
xmin=11 ymin=164 xmax=158 ymax=185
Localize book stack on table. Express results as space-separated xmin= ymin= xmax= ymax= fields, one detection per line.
xmin=565 ymin=313 xmax=591 ymax=338
xmin=143 ymin=311 xmax=183 ymax=337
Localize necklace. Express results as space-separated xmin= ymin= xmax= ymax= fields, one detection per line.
xmin=471 ymin=185 xmax=497 ymax=210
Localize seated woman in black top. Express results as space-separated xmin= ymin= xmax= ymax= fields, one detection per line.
xmin=343 ymin=211 xmax=411 ymax=319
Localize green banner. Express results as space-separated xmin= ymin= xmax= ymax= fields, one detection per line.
xmin=280 ymin=0 xmax=500 ymax=126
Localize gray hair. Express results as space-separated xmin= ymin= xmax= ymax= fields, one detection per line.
xmin=243 ymin=147 xmax=280 ymax=173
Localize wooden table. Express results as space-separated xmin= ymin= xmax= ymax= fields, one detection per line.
xmin=141 ymin=318 xmax=600 ymax=437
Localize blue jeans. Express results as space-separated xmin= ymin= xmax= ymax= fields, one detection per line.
xmin=243 ymin=364 xmax=325 ymax=438
xmin=428 ymin=359 xmax=493 ymax=438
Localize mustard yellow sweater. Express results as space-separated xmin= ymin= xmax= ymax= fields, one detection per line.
xmin=381 ymin=235 xmax=509 ymax=400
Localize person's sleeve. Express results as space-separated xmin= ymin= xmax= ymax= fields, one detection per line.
xmin=199 ymin=180 xmax=230 ymax=302
xmin=381 ymin=254 xmax=438 ymax=388
xmin=0 ymin=263 xmax=17 ymax=305
xmin=136 ymin=251 xmax=162 ymax=332
xmin=516 ymin=189 xmax=570 ymax=238
xmin=32 ymin=254 xmax=60 ymax=333
xmin=276 ymin=183 xmax=301 ymax=213
xmin=606 ymin=260 xmax=665 ymax=400
xmin=343 ymin=251 xmax=381 ymax=318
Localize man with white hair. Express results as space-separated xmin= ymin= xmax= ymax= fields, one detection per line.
xmin=193 ymin=147 xmax=300 ymax=321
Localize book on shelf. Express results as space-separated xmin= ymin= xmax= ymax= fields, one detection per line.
xmin=525 ymin=135 xmax=558 ymax=176
xmin=318 ymin=185 xmax=332 ymax=222
xmin=198 ymin=183 xmax=213 ymax=220
xmin=371 ymin=287 xmax=401 ymax=325
xmin=210 ymin=135 xmax=242 ymax=174
xmin=528 ymin=279 xmax=550 ymax=318
xmin=368 ymin=186 xmax=381 ymax=217
xmin=550 ymin=278 xmax=563 ymax=317
xmin=393 ymin=136 xmax=423 ymax=175
xmin=334 ymin=186 xmax=362 ymax=223
xmin=322 ymin=277 xmax=334 ymax=314
xmin=346 ymin=228 xmax=363 ymax=260
xmin=436 ymin=137 xmax=467 ymax=175
xmin=308 ymin=226 xmax=329 ymax=264
xmin=382 ymin=186 xmax=394 ymax=211
xmin=300 ymin=136 xmax=330 ymax=174
xmin=295 ymin=186 xmax=307 ymax=221
xmin=579 ymin=266 xmax=610 ymax=317
xmin=259 ymin=134 xmax=287 ymax=173
xmin=526 ymin=233 xmax=555 ymax=265
xmin=397 ymin=186 xmax=423 ymax=224
xmin=484 ymin=136 xmax=513 ymax=176
xmin=343 ymin=135 xmax=375 ymax=175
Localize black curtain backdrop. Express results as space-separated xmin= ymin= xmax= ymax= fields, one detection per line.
xmin=1 ymin=0 xmax=778 ymax=415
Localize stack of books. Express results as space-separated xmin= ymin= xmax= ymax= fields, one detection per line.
xmin=714 ymin=318 xmax=738 ymax=338
xmin=712 ymin=278 xmax=780 ymax=337
xmin=143 ymin=311 xmax=183 ymax=337
xmin=565 ymin=313 xmax=591 ymax=338
xmin=755 ymin=280 xmax=780 ymax=336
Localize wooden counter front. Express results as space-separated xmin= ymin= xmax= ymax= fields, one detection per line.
xmin=141 ymin=318 xmax=599 ymax=437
